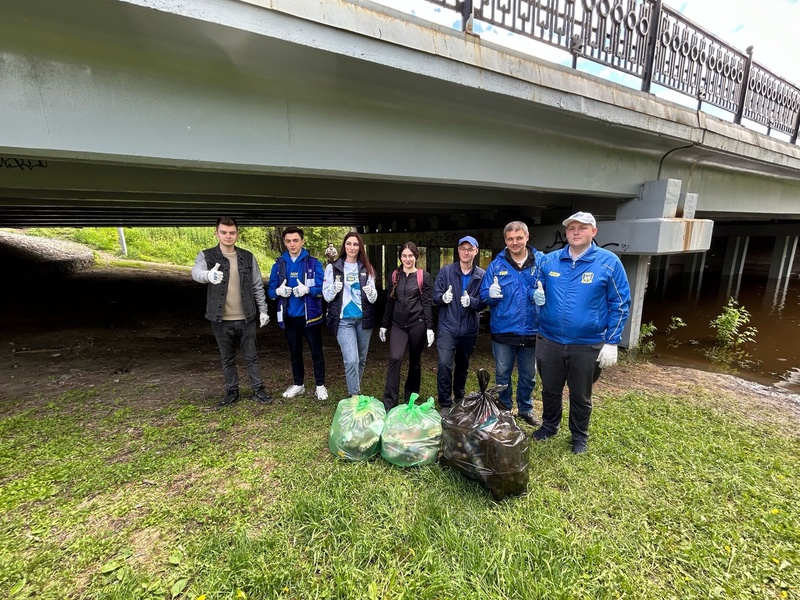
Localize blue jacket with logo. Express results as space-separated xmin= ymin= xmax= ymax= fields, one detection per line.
xmin=267 ymin=249 xmax=324 ymax=329
xmin=433 ymin=262 xmax=486 ymax=337
xmin=479 ymin=247 xmax=544 ymax=337
xmin=537 ymin=244 xmax=631 ymax=345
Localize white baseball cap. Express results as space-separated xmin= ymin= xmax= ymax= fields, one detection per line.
xmin=562 ymin=211 xmax=597 ymax=227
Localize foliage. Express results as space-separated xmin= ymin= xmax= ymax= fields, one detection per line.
xmin=665 ymin=315 xmax=687 ymax=348
xmin=703 ymin=298 xmax=758 ymax=367
xmin=17 ymin=226 xmax=351 ymax=271
xmin=634 ymin=321 xmax=657 ymax=357
xmin=1 ymin=359 xmax=797 ymax=599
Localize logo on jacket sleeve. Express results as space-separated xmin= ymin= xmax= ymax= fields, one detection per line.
xmin=581 ymin=272 xmax=594 ymax=284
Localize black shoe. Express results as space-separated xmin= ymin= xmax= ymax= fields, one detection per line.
xmin=572 ymin=440 xmax=588 ymax=454
xmin=517 ymin=412 xmax=540 ymax=427
xmin=532 ymin=427 xmax=556 ymax=441
xmin=217 ymin=390 xmax=240 ymax=408
xmin=254 ymin=388 xmax=273 ymax=405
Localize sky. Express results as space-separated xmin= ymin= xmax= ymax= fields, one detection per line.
xmin=367 ymin=0 xmax=800 ymax=134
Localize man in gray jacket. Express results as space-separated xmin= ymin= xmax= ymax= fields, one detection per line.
xmin=192 ymin=217 xmax=272 ymax=408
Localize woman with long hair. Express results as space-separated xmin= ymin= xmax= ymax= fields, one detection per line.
xmin=323 ymin=231 xmax=379 ymax=397
xmin=379 ymin=242 xmax=435 ymax=411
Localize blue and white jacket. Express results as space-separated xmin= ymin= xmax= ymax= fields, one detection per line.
xmin=479 ymin=247 xmax=544 ymax=339
xmin=267 ymin=249 xmax=324 ymax=329
xmin=537 ymin=244 xmax=631 ymax=345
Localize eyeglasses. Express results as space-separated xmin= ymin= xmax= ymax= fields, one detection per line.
xmin=458 ymin=247 xmax=477 ymax=252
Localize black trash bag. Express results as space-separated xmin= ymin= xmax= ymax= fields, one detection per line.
xmin=441 ymin=369 xmax=530 ymax=500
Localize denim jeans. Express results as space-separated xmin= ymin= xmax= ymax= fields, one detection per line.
xmin=436 ymin=331 xmax=477 ymax=407
xmin=336 ymin=318 xmax=372 ymax=396
xmin=492 ymin=341 xmax=537 ymax=415
xmin=211 ymin=319 xmax=264 ymax=392
xmin=535 ymin=335 xmax=602 ymax=443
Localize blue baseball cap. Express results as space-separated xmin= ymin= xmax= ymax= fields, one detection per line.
xmin=458 ymin=235 xmax=479 ymax=248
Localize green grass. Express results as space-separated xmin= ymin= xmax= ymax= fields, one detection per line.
xmin=1 ymin=372 xmax=797 ymax=599
xmin=16 ymin=227 xmax=275 ymax=271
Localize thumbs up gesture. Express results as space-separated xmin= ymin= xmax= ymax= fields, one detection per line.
xmin=489 ymin=276 xmax=503 ymax=299
xmin=442 ymin=285 xmax=454 ymax=304
xmin=460 ymin=289 xmax=471 ymax=307
xmin=532 ymin=281 xmax=546 ymax=306
xmin=276 ymin=279 xmax=292 ymax=298
xmin=207 ymin=263 xmax=224 ymax=285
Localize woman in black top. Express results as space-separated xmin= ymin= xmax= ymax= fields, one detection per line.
xmin=379 ymin=242 xmax=434 ymax=411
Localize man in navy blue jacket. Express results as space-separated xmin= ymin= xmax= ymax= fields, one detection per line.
xmin=480 ymin=222 xmax=544 ymax=427
xmin=532 ymin=212 xmax=631 ymax=454
xmin=433 ymin=235 xmax=486 ymax=409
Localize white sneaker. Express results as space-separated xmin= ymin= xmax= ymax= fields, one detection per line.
xmin=315 ymin=385 xmax=329 ymax=400
xmin=282 ymin=384 xmax=305 ymax=399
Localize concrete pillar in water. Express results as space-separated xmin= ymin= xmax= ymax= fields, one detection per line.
xmin=682 ymin=252 xmax=706 ymax=301
xmin=428 ymin=245 xmax=441 ymax=279
xmin=764 ymin=235 xmax=798 ymax=312
xmin=721 ymin=236 xmax=749 ymax=299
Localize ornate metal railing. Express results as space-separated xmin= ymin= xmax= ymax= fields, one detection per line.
xmin=424 ymin=0 xmax=800 ymax=144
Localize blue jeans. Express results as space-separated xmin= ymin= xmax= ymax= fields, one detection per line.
xmin=336 ymin=318 xmax=372 ymax=396
xmin=211 ymin=319 xmax=264 ymax=392
xmin=436 ymin=331 xmax=477 ymax=407
xmin=492 ymin=341 xmax=537 ymax=415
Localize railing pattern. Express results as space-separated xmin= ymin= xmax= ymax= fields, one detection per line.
xmin=423 ymin=0 xmax=800 ymax=143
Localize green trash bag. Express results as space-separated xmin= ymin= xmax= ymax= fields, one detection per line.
xmin=381 ymin=393 xmax=442 ymax=467
xmin=328 ymin=395 xmax=386 ymax=461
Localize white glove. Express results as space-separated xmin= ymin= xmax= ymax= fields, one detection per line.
xmin=426 ymin=329 xmax=435 ymax=347
xmin=379 ymin=327 xmax=387 ymax=343
xmin=363 ymin=283 xmax=378 ymax=303
xmin=207 ymin=263 xmax=224 ymax=285
xmin=276 ymin=279 xmax=292 ymax=298
xmin=293 ymin=280 xmax=309 ymax=297
xmin=461 ymin=290 xmax=471 ymax=307
xmin=597 ymin=344 xmax=618 ymax=368
xmin=532 ymin=281 xmax=545 ymax=306
xmin=333 ymin=276 xmax=343 ymax=294
xmin=259 ymin=312 xmax=269 ymax=327
xmin=489 ymin=276 xmax=503 ymax=299
xmin=442 ymin=285 xmax=453 ymax=304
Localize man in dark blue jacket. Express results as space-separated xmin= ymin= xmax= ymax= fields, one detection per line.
xmin=479 ymin=222 xmax=544 ymax=427
xmin=267 ymin=226 xmax=328 ymax=401
xmin=191 ymin=217 xmax=272 ymax=408
xmin=532 ymin=212 xmax=631 ymax=454
xmin=433 ymin=235 xmax=486 ymax=409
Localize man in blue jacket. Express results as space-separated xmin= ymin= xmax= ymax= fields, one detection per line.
xmin=191 ymin=217 xmax=273 ymax=408
xmin=532 ymin=212 xmax=631 ymax=454
xmin=433 ymin=235 xmax=486 ymax=409
xmin=479 ymin=222 xmax=544 ymax=427
xmin=267 ymin=226 xmax=328 ymax=401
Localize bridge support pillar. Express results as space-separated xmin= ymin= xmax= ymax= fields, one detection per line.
xmin=367 ymin=244 xmax=383 ymax=289
xmin=682 ymin=252 xmax=706 ymax=301
xmin=619 ymin=254 xmax=651 ymax=350
xmin=768 ymin=235 xmax=798 ymax=281
xmin=428 ymin=246 xmax=441 ymax=279
xmin=721 ymin=235 xmax=749 ymax=299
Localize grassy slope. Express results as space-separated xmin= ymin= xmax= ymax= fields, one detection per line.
xmin=0 ymin=368 xmax=797 ymax=599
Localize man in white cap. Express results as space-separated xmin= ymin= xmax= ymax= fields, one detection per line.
xmin=531 ymin=211 xmax=631 ymax=454
xmin=432 ymin=235 xmax=486 ymax=409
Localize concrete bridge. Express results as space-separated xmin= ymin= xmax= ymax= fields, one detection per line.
xmin=2 ymin=0 xmax=800 ymax=346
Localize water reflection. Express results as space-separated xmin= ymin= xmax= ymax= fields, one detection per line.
xmin=641 ymin=270 xmax=800 ymax=391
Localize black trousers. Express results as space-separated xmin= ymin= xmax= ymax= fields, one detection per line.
xmin=383 ymin=322 xmax=426 ymax=411
xmin=535 ymin=334 xmax=602 ymax=443
xmin=284 ymin=316 xmax=326 ymax=387
xmin=211 ymin=319 xmax=263 ymax=392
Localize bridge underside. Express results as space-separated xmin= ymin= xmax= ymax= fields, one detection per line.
xmin=1 ymin=0 xmax=800 ymax=231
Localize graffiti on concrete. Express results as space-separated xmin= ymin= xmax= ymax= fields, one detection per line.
xmin=542 ymin=231 xmax=629 ymax=252
xmin=0 ymin=157 xmax=48 ymax=171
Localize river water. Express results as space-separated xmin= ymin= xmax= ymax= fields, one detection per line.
xmin=641 ymin=266 xmax=800 ymax=393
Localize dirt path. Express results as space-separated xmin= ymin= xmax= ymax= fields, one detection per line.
xmin=2 ymin=256 xmax=799 ymax=437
